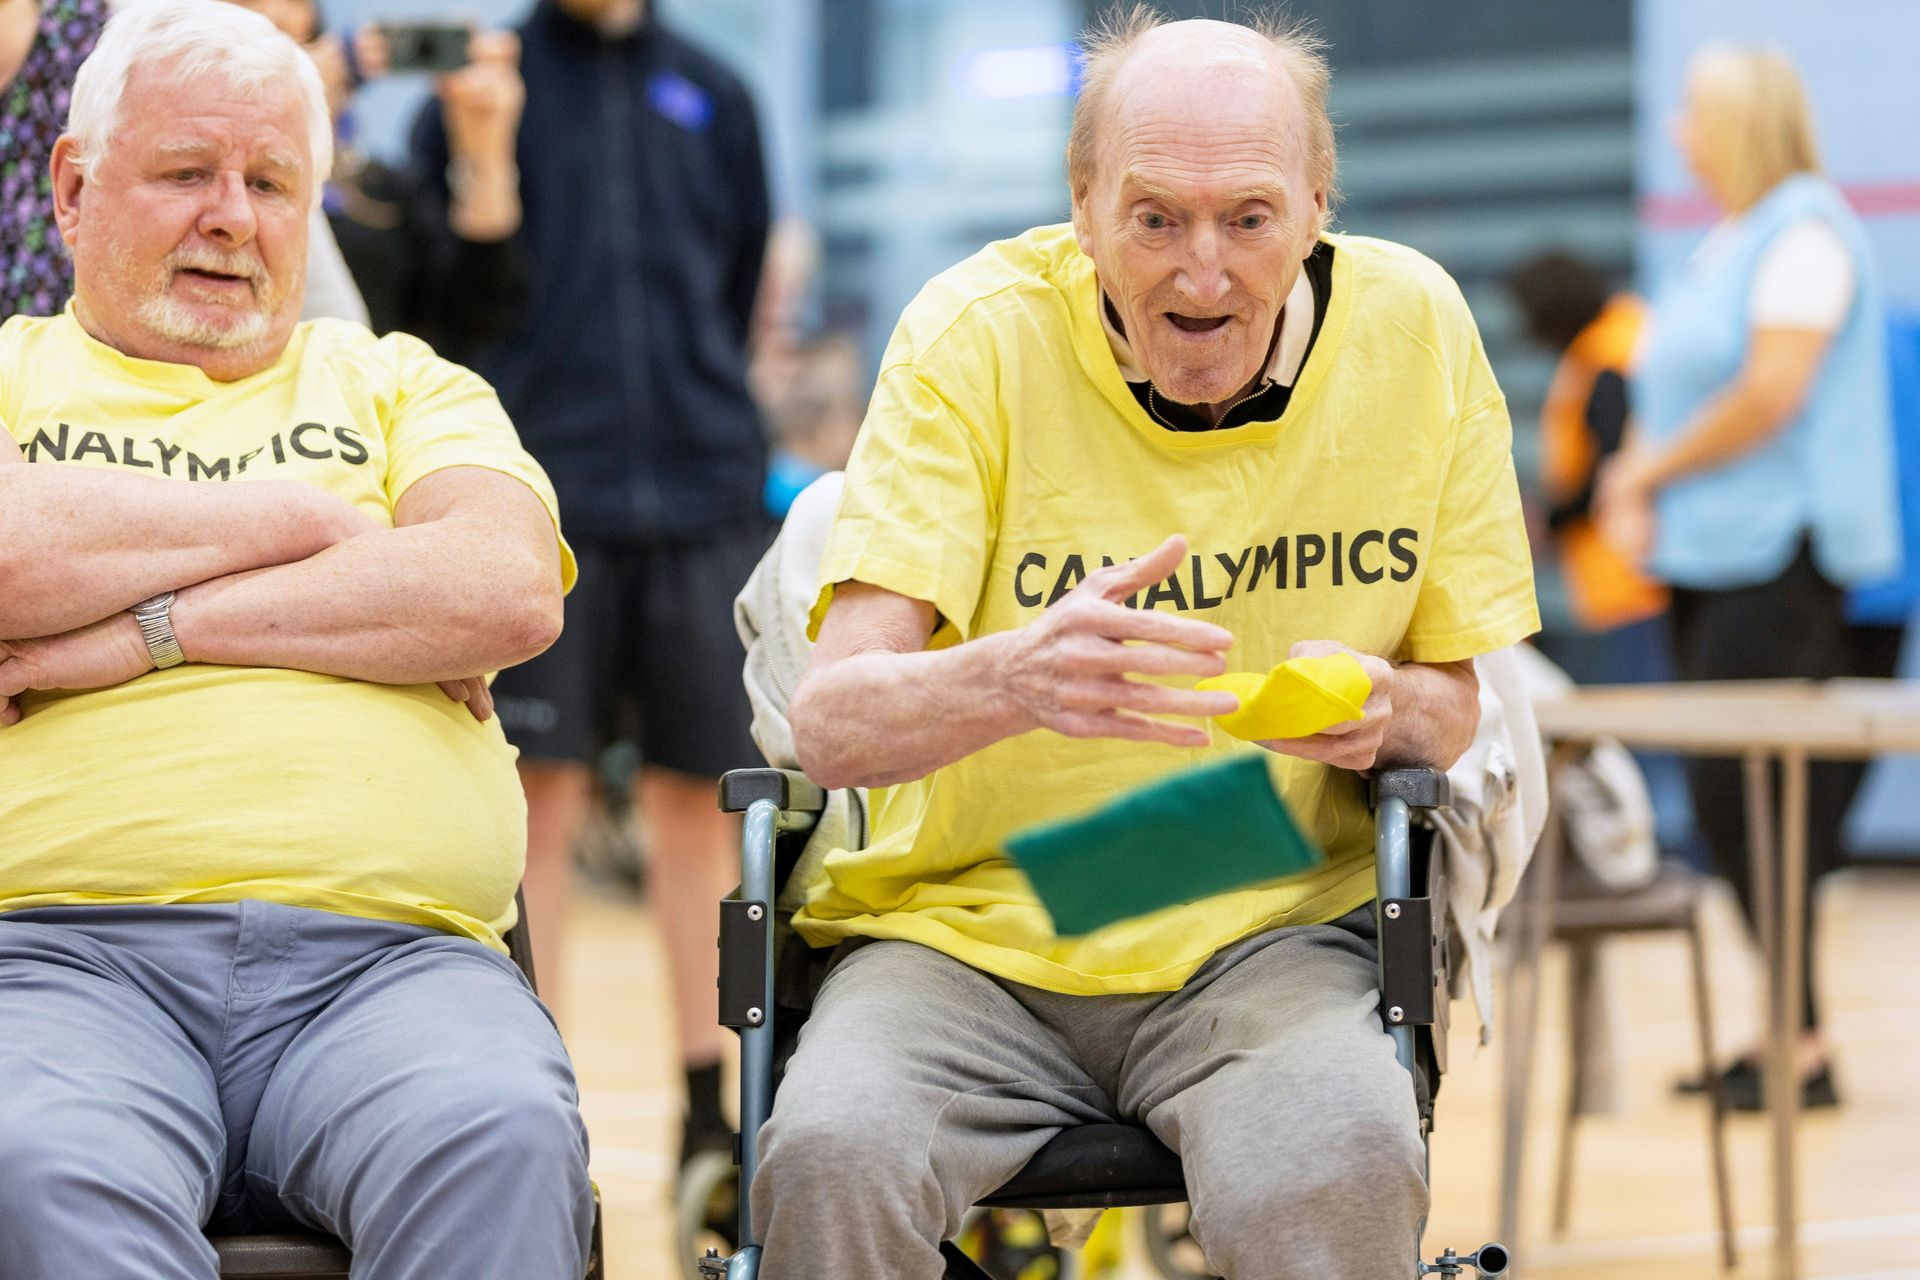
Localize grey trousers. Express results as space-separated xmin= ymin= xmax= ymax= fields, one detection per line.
xmin=0 ymin=902 xmax=595 ymax=1279
xmin=755 ymin=908 xmax=1427 ymax=1280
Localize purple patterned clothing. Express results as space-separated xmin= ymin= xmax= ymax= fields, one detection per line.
xmin=1 ymin=0 xmax=105 ymax=320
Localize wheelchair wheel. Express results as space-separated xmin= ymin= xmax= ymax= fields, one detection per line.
xmin=1138 ymin=1204 xmax=1219 ymax=1280
xmin=956 ymin=1207 xmax=1079 ymax=1280
xmin=676 ymin=1148 xmax=740 ymax=1280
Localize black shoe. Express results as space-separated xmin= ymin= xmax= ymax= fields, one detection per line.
xmin=1675 ymin=1058 xmax=1840 ymax=1111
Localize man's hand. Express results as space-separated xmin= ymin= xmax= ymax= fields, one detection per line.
xmin=0 ymin=614 xmax=153 ymax=702
xmin=1255 ymin=639 xmax=1396 ymax=770
xmin=437 ymin=676 xmax=495 ymax=723
xmin=994 ymin=535 xmax=1238 ymax=748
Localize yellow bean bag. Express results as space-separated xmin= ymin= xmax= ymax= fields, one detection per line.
xmin=1197 ymin=653 xmax=1371 ymax=741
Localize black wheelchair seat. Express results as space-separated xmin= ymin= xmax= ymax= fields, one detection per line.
xmin=977 ymin=1122 xmax=1185 ymax=1210
xmin=211 ymin=1232 xmax=352 ymax=1277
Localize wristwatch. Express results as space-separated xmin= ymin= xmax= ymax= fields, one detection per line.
xmin=130 ymin=591 xmax=186 ymax=670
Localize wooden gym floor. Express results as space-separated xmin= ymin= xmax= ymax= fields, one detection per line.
xmin=562 ymin=867 xmax=1920 ymax=1279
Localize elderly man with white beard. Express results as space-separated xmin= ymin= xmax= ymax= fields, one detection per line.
xmin=754 ymin=9 xmax=1539 ymax=1279
xmin=0 ymin=2 xmax=591 ymax=1276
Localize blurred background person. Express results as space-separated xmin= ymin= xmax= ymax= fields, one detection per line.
xmin=0 ymin=0 xmax=105 ymax=320
xmin=1596 ymin=43 xmax=1900 ymax=1110
xmin=410 ymin=0 xmax=773 ymax=1167
xmin=1508 ymin=250 xmax=1667 ymax=681
xmin=748 ymin=217 xmax=863 ymax=518
xmin=216 ymin=0 xmax=368 ymax=325
xmin=757 ymin=333 xmax=863 ymax=519
xmin=219 ymin=0 xmax=526 ymax=349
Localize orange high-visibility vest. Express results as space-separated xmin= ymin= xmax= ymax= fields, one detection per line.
xmin=1541 ymin=295 xmax=1669 ymax=631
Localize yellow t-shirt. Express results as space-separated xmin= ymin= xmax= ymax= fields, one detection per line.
xmin=798 ymin=225 xmax=1539 ymax=995
xmin=0 ymin=311 xmax=576 ymax=951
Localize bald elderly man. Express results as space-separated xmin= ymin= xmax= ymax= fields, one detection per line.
xmin=757 ymin=11 xmax=1538 ymax=1278
xmin=0 ymin=3 xmax=591 ymax=1276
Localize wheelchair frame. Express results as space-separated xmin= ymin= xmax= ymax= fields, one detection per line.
xmin=704 ymin=767 xmax=1508 ymax=1280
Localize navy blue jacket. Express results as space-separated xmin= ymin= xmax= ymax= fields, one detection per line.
xmin=411 ymin=3 xmax=770 ymax=542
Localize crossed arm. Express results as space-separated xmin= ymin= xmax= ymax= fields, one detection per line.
xmin=0 ymin=434 xmax=563 ymax=726
xmin=790 ymin=535 xmax=1480 ymax=791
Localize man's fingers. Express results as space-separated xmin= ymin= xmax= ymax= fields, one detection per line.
xmin=1082 ymin=640 xmax=1228 ymax=679
xmin=0 ymin=696 xmax=18 ymax=728
xmin=1105 ymin=679 xmax=1239 ymax=719
xmin=1059 ymin=708 xmax=1211 ymax=749
xmin=1076 ymin=600 xmax=1232 ymax=652
xmin=0 ymin=659 xmax=27 ymax=700
xmin=439 ymin=680 xmax=470 ymax=703
xmin=1087 ymin=534 xmax=1188 ymax=602
xmin=465 ymin=680 xmax=494 ymax=722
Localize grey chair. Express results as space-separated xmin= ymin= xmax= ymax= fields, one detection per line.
xmin=208 ymin=890 xmax=606 ymax=1280
xmin=1498 ymin=772 xmax=1736 ymax=1272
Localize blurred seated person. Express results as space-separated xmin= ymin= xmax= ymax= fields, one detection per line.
xmin=759 ymin=334 xmax=865 ymax=518
xmin=0 ymin=4 xmax=589 ymax=1274
xmin=1507 ymin=251 xmax=1668 ymax=680
xmin=221 ymin=0 xmax=526 ymax=350
xmin=1597 ymin=44 xmax=1900 ymax=1109
xmin=759 ymin=13 xmax=1538 ymax=1278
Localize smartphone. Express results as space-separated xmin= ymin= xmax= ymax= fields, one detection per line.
xmin=379 ymin=20 xmax=470 ymax=73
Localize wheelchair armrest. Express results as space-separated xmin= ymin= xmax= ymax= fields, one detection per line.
xmin=720 ymin=768 xmax=828 ymax=817
xmin=1370 ymin=766 xmax=1450 ymax=812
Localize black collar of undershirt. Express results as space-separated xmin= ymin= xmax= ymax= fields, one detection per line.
xmin=1111 ymin=240 xmax=1335 ymax=433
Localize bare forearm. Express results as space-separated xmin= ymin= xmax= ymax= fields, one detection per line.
xmin=791 ymin=633 xmax=1029 ymax=790
xmin=0 ymin=468 xmax=353 ymax=638
xmin=1644 ymin=381 xmax=1788 ymax=489
xmin=1378 ymin=659 xmax=1479 ymax=770
xmin=171 ymin=516 xmax=561 ymax=684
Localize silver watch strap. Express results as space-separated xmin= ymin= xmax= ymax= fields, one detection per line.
xmin=132 ymin=591 xmax=186 ymax=670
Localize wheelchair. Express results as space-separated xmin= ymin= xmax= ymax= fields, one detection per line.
xmin=692 ymin=766 xmax=1509 ymax=1280
xmin=206 ymin=890 xmax=607 ymax=1280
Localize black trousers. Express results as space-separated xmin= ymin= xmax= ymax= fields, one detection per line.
xmin=1668 ymin=545 xmax=1904 ymax=1033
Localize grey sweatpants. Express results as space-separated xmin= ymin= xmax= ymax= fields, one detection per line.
xmin=755 ymin=908 xmax=1427 ymax=1279
xmin=0 ymin=902 xmax=595 ymax=1279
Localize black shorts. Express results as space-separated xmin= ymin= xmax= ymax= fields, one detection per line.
xmin=493 ymin=525 xmax=772 ymax=777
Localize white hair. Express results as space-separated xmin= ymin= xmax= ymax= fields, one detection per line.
xmin=66 ymin=0 xmax=332 ymax=205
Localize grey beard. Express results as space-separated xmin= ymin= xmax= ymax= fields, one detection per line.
xmin=136 ymin=293 xmax=273 ymax=351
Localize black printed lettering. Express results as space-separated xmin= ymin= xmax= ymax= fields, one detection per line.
xmin=25 ymin=423 xmax=69 ymax=462
xmin=269 ymin=433 xmax=287 ymax=465
xmin=1330 ymin=531 xmax=1344 ymax=587
xmin=153 ymin=440 xmax=181 ymax=476
xmin=187 ymin=452 xmax=230 ymax=481
xmin=1013 ymin=553 xmax=1047 ymax=607
xmin=1046 ymin=554 xmax=1087 ymax=606
xmin=1248 ymin=536 xmax=1287 ymax=590
xmin=290 ymin=422 xmax=334 ymax=460
xmin=1389 ymin=528 xmax=1420 ymax=582
xmin=333 ymin=426 xmax=370 ymax=466
xmin=1213 ymin=547 xmax=1250 ymax=599
xmin=234 ymin=446 xmax=265 ymax=474
xmin=119 ymin=437 xmax=154 ymax=469
xmin=73 ymin=431 xmax=115 ymax=464
xmin=1295 ymin=534 xmax=1326 ymax=589
xmin=1190 ymin=554 xmax=1222 ymax=608
xmin=1143 ymin=572 xmax=1189 ymax=612
xmin=1349 ymin=529 xmax=1385 ymax=584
